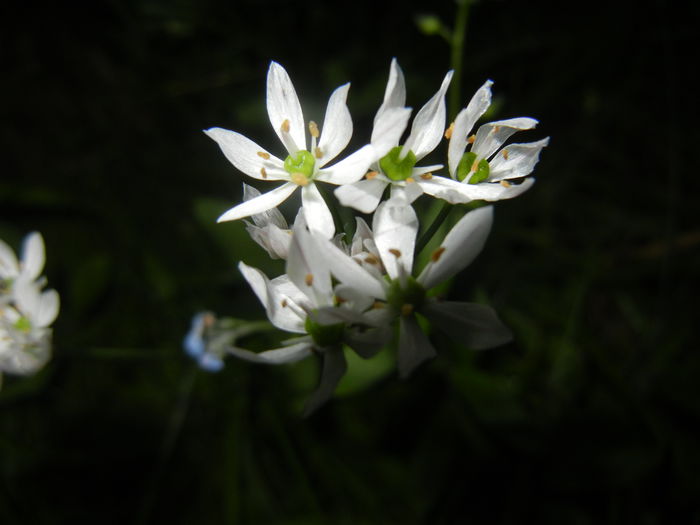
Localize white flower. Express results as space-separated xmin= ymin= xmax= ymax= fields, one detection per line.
xmin=231 ymin=213 xmax=389 ymax=414
xmin=0 ymin=231 xmax=46 ymax=304
xmin=314 ymin=196 xmax=512 ymax=378
xmin=205 ymin=62 xmax=375 ymax=239
xmin=417 ymin=80 xmax=550 ymax=203
xmin=241 ymin=184 xmax=293 ymax=259
xmin=334 ymin=59 xmax=453 ymax=214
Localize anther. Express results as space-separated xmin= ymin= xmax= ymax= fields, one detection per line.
xmin=493 ymin=126 xmax=501 ymax=133
xmin=405 ymin=177 xmax=415 ymax=184
xmin=444 ymin=122 xmax=455 ymax=139
xmin=291 ymin=172 xmax=309 ymax=186
xmin=401 ymin=304 xmax=414 ymax=316
xmin=467 ymin=134 xmax=476 ymax=144
xmin=260 ymin=167 xmax=268 ymax=179
xmin=420 ymin=173 xmax=433 ymax=180
xmin=372 ymin=301 xmax=385 ymax=309
xmin=364 ymin=255 xmax=379 ymax=265
xmin=431 ymin=246 xmax=446 ymax=262
xmin=305 ymin=273 xmax=314 ymax=286
xmin=502 ymin=149 xmax=509 ymax=160
xmin=365 ymin=171 xmax=378 ymax=180
xmin=500 ymin=180 xmax=512 ymax=188
xmin=281 ymin=119 xmax=290 ymax=133
xmin=281 ymin=299 xmax=288 ymax=307
xmin=257 ymin=151 xmax=271 ymax=160
xmin=314 ymin=147 xmax=323 ymax=159
xmin=388 ymin=248 xmax=402 ymax=258
xmin=308 ymin=121 xmax=320 ymax=138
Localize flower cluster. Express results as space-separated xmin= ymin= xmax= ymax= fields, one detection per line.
xmin=205 ymin=60 xmax=548 ymax=413
xmin=0 ymin=232 xmax=60 ymax=387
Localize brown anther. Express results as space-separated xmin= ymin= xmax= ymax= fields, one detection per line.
xmin=281 ymin=119 xmax=290 ymax=133
xmin=467 ymin=134 xmax=476 ymax=144
xmin=500 ymin=180 xmax=512 ymax=188
xmin=305 ymin=273 xmax=314 ymax=286
xmin=405 ymin=177 xmax=415 ymax=184
xmin=502 ymin=149 xmax=509 ymax=160
xmin=364 ymin=255 xmax=379 ymax=265
xmin=444 ymin=122 xmax=455 ymax=139
xmin=203 ymin=312 xmax=216 ymax=328
xmin=401 ymin=304 xmax=414 ymax=316
xmin=420 ymin=173 xmax=433 ymax=180
xmin=314 ymin=147 xmax=323 ymax=159
xmin=335 ymin=295 xmax=347 ymax=304
xmin=372 ymin=301 xmax=385 ymax=309
xmin=388 ymin=248 xmax=402 ymax=258
xmin=281 ymin=299 xmax=288 ymax=307
xmin=308 ymin=121 xmax=320 ymax=138
xmin=431 ymin=246 xmax=446 ymax=262
xmin=291 ymin=172 xmax=309 ymax=186
xmin=365 ymin=170 xmax=378 ymax=180
xmin=493 ymin=125 xmax=501 ymax=133
xmin=257 ymin=151 xmax=271 ymax=160
xmin=260 ymin=167 xmax=268 ymax=179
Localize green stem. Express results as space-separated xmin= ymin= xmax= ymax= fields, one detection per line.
xmin=449 ymin=0 xmax=471 ymax=120
xmin=416 ymin=201 xmax=452 ymax=254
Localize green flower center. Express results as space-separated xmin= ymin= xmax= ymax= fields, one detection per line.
xmin=305 ymin=315 xmax=345 ymax=348
xmin=14 ymin=316 xmax=32 ymax=333
xmin=386 ymin=276 xmax=426 ymax=316
xmin=284 ymin=150 xmax=316 ymax=180
xmin=379 ymin=146 xmax=417 ymax=181
xmin=456 ymin=151 xmax=490 ymax=184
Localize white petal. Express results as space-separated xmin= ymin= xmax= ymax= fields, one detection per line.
xmin=286 ymin=218 xmax=333 ymax=305
xmin=448 ymin=80 xmax=493 ymax=175
xmin=317 ymin=83 xmax=352 ymax=166
xmin=397 ymin=315 xmax=436 ymax=378
xmin=316 ymin=144 xmax=375 ymax=185
xmin=204 ymin=128 xmax=287 ymax=181
xmin=334 ymin=177 xmax=388 ymax=214
xmin=371 ymin=106 xmax=412 ymax=157
xmin=243 ymin=184 xmax=288 ymax=228
xmin=217 ymin=183 xmax=297 ymax=223
xmin=472 ymin=117 xmax=539 ymax=161
xmin=21 ymin=232 xmax=45 ymax=281
xmin=344 ymin=324 xmax=391 ymax=358
xmin=418 ymin=206 xmax=493 ymax=289
xmin=35 ymin=289 xmax=59 ymax=327
xmin=488 ymin=138 xmax=550 ymax=181
xmin=303 ymin=347 xmax=347 ymax=416
xmin=244 ymin=223 xmax=292 ymax=260
xmin=423 ymin=301 xmax=513 ymax=349
xmin=300 ymin=184 xmax=335 ymax=239
xmin=419 ymin=176 xmax=535 ymax=203
xmin=238 ymin=262 xmax=271 ymax=309
xmin=374 ymin=58 xmax=406 ymax=125
xmin=267 ymin=61 xmax=306 ymax=152
xmin=0 ymin=238 xmax=19 ymax=278
xmin=229 ymin=340 xmax=313 ymax=364
xmin=391 ymin=181 xmax=423 ymax=204
xmin=403 ymin=70 xmax=453 ymax=160
xmin=373 ymin=196 xmax=419 ymax=279
xmin=351 ymin=217 xmax=373 ymax=255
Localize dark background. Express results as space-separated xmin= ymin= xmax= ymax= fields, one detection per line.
xmin=1 ymin=0 xmax=698 ymax=523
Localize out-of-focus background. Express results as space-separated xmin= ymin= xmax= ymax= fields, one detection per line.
xmin=1 ymin=1 xmax=698 ymax=523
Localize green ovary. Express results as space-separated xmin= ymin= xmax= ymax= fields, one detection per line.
xmin=386 ymin=277 xmax=426 ymax=314
xmin=379 ymin=146 xmax=417 ymax=181
xmin=284 ymin=150 xmax=316 ymax=177
xmin=456 ymin=151 xmax=490 ymax=184
xmin=305 ymin=316 xmax=345 ymax=348
xmin=14 ymin=316 xmax=32 ymax=332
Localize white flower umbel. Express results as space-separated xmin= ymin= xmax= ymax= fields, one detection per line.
xmin=206 ymin=62 xmax=375 ymax=239
xmin=231 ymin=213 xmax=389 ymax=415
xmin=315 ymin=196 xmax=512 ymax=378
xmin=418 ymin=80 xmax=550 ymax=203
xmin=335 ymin=58 xmax=453 ymax=214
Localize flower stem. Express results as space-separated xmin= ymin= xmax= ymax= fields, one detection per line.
xmin=449 ymin=0 xmax=471 ymax=120
xmin=416 ymin=201 xmax=452 ymax=254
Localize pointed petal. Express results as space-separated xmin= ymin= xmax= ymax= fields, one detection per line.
xmin=267 ymin=61 xmax=306 ymax=152
xmin=21 ymin=232 xmax=45 ymax=281
xmin=35 ymin=289 xmax=59 ymax=327
xmin=204 ymin=128 xmax=287 ymax=181
xmin=303 ymin=347 xmax=347 ymax=416
xmin=374 ymin=58 xmax=406 ymax=125
xmin=472 ymin=117 xmax=539 ymax=161
xmin=229 ymin=340 xmax=314 ymax=364
xmin=391 ymin=181 xmax=423 ymax=204
xmin=217 ymin=183 xmax=297 ymax=223
xmin=418 ymin=206 xmax=493 ymax=289
xmin=397 ymin=315 xmax=436 ymax=378
xmin=0 ymin=238 xmax=19 ymax=278
xmin=300 ymin=184 xmax=335 ymax=239
xmin=448 ymin=80 xmax=493 ymax=175
xmin=238 ymin=261 xmax=270 ymax=308
xmin=488 ymin=138 xmax=550 ymax=181
xmin=243 ymin=184 xmax=288 ymax=228
xmin=286 ymin=217 xmax=333 ymax=305
xmin=371 ymin=106 xmax=412 ymax=157
xmin=419 ymin=176 xmax=535 ymax=204
xmin=423 ymin=301 xmax=513 ymax=349
xmin=373 ymin=196 xmax=419 ymax=279
xmin=403 ymin=70 xmax=453 ymax=160
xmin=317 ymin=83 xmax=352 ymax=165
xmin=334 ymin=177 xmax=388 ymax=214
xmin=316 ymin=144 xmax=375 ymax=185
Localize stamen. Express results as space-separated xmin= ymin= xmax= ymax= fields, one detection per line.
xmin=493 ymin=126 xmax=501 ymax=133
xmin=291 ymin=172 xmax=309 ymax=186
xmin=467 ymin=134 xmax=476 ymax=144
xmin=308 ymin=121 xmax=320 ymax=138
xmin=388 ymin=248 xmax=402 ymax=258
xmin=335 ymin=295 xmax=346 ymax=304
xmin=314 ymin=147 xmax=323 ymax=159
xmin=401 ymin=304 xmax=414 ymax=316
xmin=365 ymin=171 xmax=378 ymax=180
xmin=257 ymin=151 xmax=271 ymax=160
xmin=405 ymin=177 xmax=415 ymax=184
xmin=372 ymin=301 xmax=385 ymax=309
xmin=420 ymin=173 xmax=433 ymax=180
xmin=281 ymin=299 xmax=288 ymax=307
xmin=260 ymin=167 xmax=268 ymax=179
xmin=431 ymin=246 xmax=446 ymax=262
xmin=364 ymin=255 xmax=379 ymax=265
xmin=281 ymin=119 xmax=290 ymax=133
xmin=444 ymin=122 xmax=455 ymax=139
xmin=305 ymin=273 xmax=314 ymax=286
xmin=502 ymin=149 xmax=509 ymax=160
xmin=500 ymin=180 xmax=512 ymax=188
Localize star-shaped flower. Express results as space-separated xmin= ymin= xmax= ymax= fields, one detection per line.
xmin=417 ymin=80 xmax=550 ymax=203
xmin=206 ymin=62 xmax=375 ymax=238
xmin=334 ymin=59 xmax=453 ymax=213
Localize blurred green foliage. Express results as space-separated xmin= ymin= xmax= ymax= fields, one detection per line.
xmin=1 ymin=0 xmax=698 ymax=523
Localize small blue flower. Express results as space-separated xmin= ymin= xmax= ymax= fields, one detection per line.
xmin=183 ymin=312 xmax=225 ymax=372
